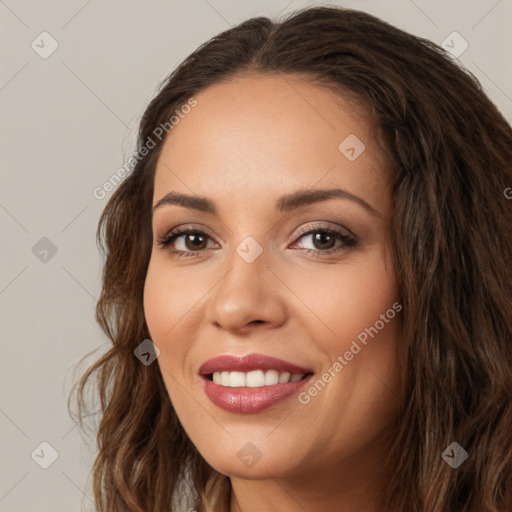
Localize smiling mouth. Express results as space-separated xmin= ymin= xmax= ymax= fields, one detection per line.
xmin=205 ymin=370 xmax=313 ymax=387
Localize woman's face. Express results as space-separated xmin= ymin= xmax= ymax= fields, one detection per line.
xmin=144 ymin=73 xmax=401 ymax=485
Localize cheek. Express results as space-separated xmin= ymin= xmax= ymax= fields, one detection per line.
xmin=289 ymin=253 xmax=398 ymax=346
xmin=143 ymin=263 xmax=183 ymax=375
xmin=143 ymin=270 xmax=212 ymax=447
xmin=143 ymin=259 xmax=199 ymax=340
xmin=143 ymin=260 xmax=207 ymax=385
xmin=143 ymin=270 xmax=167 ymax=339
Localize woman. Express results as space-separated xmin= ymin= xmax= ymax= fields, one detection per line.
xmin=71 ymin=6 xmax=512 ymax=512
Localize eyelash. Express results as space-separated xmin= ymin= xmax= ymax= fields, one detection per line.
xmin=156 ymin=223 xmax=357 ymax=259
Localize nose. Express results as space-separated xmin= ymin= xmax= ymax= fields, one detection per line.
xmin=207 ymin=244 xmax=287 ymax=334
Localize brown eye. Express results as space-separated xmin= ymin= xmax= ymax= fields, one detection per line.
xmin=310 ymin=232 xmax=336 ymax=250
xmin=156 ymin=228 xmax=216 ymax=258
xmin=292 ymin=225 xmax=357 ymax=255
xmin=183 ymin=232 xmax=208 ymax=250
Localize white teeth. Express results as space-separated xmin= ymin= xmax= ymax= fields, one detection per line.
xmin=264 ymin=369 xmax=279 ymax=385
xmin=211 ymin=370 xmax=306 ymax=388
xmin=278 ymin=371 xmax=291 ymax=383
xmin=228 ymin=371 xmax=246 ymax=387
xmin=246 ymin=370 xmax=265 ymax=387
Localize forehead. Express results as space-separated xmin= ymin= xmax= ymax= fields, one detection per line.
xmin=153 ymin=73 xmax=390 ymax=215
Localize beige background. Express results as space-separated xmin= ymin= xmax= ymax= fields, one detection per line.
xmin=1 ymin=1 xmax=511 ymax=511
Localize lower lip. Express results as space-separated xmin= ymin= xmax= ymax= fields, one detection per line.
xmin=200 ymin=374 xmax=313 ymax=413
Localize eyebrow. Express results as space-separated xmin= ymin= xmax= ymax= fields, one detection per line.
xmin=152 ymin=188 xmax=381 ymax=217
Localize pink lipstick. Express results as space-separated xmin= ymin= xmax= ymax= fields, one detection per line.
xmin=199 ymin=353 xmax=314 ymax=413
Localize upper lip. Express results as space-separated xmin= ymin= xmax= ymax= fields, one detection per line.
xmin=199 ymin=353 xmax=313 ymax=375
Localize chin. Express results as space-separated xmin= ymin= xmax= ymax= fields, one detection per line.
xmin=198 ymin=438 xmax=305 ymax=480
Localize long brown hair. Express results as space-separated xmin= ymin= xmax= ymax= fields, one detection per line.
xmin=70 ymin=6 xmax=512 ymax=511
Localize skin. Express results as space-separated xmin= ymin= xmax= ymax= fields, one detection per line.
xmin=143 ymin=73 xmax=402 ymax=512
